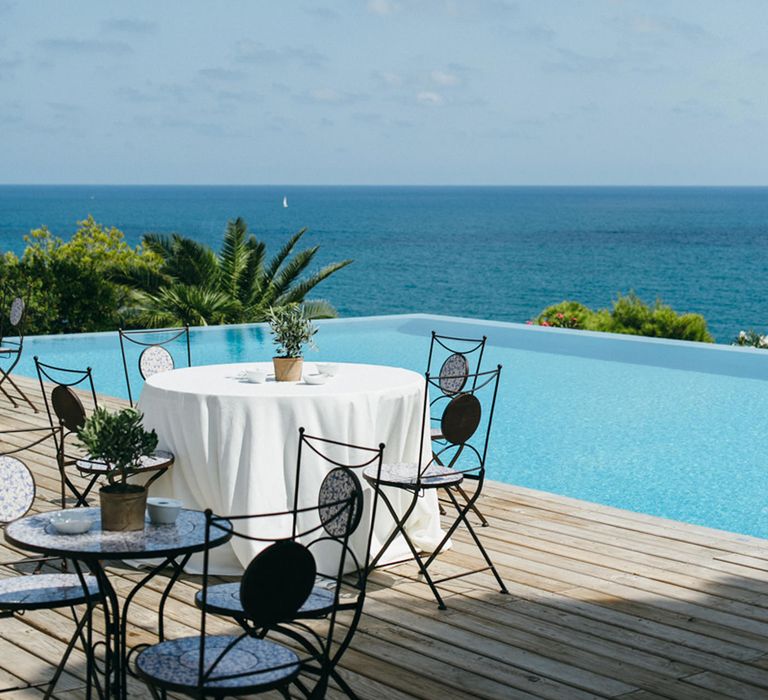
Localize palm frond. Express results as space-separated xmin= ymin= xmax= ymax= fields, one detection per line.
xmin=300 ymin=299 xmax=339 ymax=319
xmin=107 ymin=263 xmax=170 ymax=293
xmin=277 ymin=259 xmax=353 ymax=305
xmin=239 ymin=237 xmax=267 ymax=305
xmin=265 ymin=247 xmax=318 ymax=303
xmin=166 ymin=237 xmax=221 ymax=287
xmin=142 ymin=233 xmax=177 ymax=260
xmin=263 ymin=228 xmax=307 ymax=282
xmin=219 ymin=218 xmax=249 ymax=300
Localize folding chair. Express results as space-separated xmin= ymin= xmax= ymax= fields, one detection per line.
xmin=118 ymin=325 xmax=191 ymax=406
xmin=0 ymin=426 xmax=103 ymax=698
xmin=138 ymin=482 xmax=368 ymax=699
xmin=0 ymin=290 xmax=37 ymax=412
xmin=35 ymin=357 xmax=174 ymax=507
xmin=365 ymin=366 xmax=507 ymax=610
xmin=426 ymin=331 xmax=489 ymax=525
xmin=193 ymin=428 xmax=384 ymax=699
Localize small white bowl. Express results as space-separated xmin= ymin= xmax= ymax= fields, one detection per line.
xmin=304 ymin=373 xmax=329 ymax=385
xmin=243 ymin=368 xmax=268 ymax=384
xmin=316 ymin=363 xmax=339 ymax=377
xmin=50 ymin=511 xmax=93 ymax=535
xmin=147 ymin=497 xmax=183 ymax=525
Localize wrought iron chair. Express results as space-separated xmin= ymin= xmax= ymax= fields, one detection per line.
xmin=193 ymin=429 xmax=384 ymax=699
xmin=0 ymin=426 xmax=103 ymax=698
xmin=426 ymin=331 xmax=487 ymax=440
xmin=427 ymin=331 xmax=489 ymax=525
xmin=136 ymin=485 xmax=365 ymax=699
xmin=0 ymin=290 xmax=37 ymax=412
xmin=34 ymin=357 xmax=174 ymax=508
xmin=365 ymin=366 xmax=507 ymax=610
xmin=118 ymin=325 xmax=191 ymax=406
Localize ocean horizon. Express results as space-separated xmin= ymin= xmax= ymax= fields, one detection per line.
xmin=2 ymin=184 xmax=767 ymax=342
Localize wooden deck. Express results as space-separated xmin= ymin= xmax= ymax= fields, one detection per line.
xmin=3 ymin=373 xmax=768 ymax=699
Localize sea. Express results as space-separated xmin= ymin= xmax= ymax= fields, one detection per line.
xmin=1 ymin=185 xmax=768 ymax=342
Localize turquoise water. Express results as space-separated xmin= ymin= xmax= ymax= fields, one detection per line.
xmin=2 ymin=185 xmax=768 ymax=341
xmin=15 ymin=315 xmax=768 ymax=540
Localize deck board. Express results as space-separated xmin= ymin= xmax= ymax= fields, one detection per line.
xmin=1 ymin=373 xmax=767 ymax=699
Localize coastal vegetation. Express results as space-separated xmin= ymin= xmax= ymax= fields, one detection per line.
xmin=1 ymin=217 xmax=352 ymax=334
xmin=533 ymin=293 xmax=714 ymax=343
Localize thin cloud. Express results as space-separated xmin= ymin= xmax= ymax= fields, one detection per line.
xmin=101 ymin=18 xmax=157 ymax=34
xmin=303 ymin=6 xmax=340 ymax=21
xmin=367 ymin=0 xmax=398 ymax=16
xmin=417 ymin=91 xmax=444 ymax=106
xmin=0 ymin=56 xmax=22 ymax=79
xmin=38 ymin=38 xmax=133 ymax=55
xmin=543 ymin=48 xmax=615 ymax=74
xmin=198 ymin=67 xmax=246 ymax=82
xmin=235 ymin=41 xmax=326 ymax=68
xmin=373 ymin=70 xmax=404 ymax=87
xmin=431 ymin=70 xmax=459 ymax=86
xmin=304 ymin=88 xmax=366 ymax=105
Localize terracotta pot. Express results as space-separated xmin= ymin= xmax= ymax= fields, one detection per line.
xmin=273 ymin=356 xmax=303 ymax=382
xmin=99 ymin=484 xmax=147 ymax=531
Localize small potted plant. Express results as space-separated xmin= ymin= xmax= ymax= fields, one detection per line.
xmin=267 ymin=304 xmax=317 ymax=381
xmin=77 ymin=407 xmax=158 ymax=531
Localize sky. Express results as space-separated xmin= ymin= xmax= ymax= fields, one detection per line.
xmin=0 ymin=0 xmax=767 ymax=185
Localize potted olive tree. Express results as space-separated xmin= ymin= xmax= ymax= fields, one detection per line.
xmin=77 ymin=407 xmax=158 ymax=531
xmin=267 ymin=304 xmax=317 ymax=381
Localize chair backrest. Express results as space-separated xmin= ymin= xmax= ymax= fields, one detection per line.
xmin=426 ymin=331 xmax=487 ymax=396
xmin=118 ymin=326 xmax=191 ymax=406
xmin=0 ymin=427 xmax=59 ymax=524
xmin=35 ymin=358 xmax=99 ymax=446
xmin=292 ymin=429 xmax=384 ymax=581
xmin=421 ymin=365 xmax=502 ymax=484
xmin=199 ymin=493 xmax=360 ymax=688
xmin=0 ymin=288 xmax=27 ymax=349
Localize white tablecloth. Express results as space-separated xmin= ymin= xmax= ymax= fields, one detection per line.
xmin=137 ymin=362 xmax=444 ymax=574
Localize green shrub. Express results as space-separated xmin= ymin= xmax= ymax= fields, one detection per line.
xmin=533 ymin=292 xmax=714 ymax=343
xmin=1 ymin=216 xmax=158 ymax=334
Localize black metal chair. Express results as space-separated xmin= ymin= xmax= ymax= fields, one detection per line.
xmin=0 ymin=289 xmax=37 ymax=412
xmin=426 ymin=331 xmax=487 ymax=438
xmin=34 ymin=357 xmax=174 ymax=507
xmin=136 ymin=483 xmax=366 ymax=699
xmin=364 ymin=366 xmax=507 ymax=610
xmin=0 ymin=426 xmax=103 ymax=698
xmin=193 ymin=429 xmax=384 ymax=699
xmin=118 ymin=326 xmax=191 ymax=406
xmin=427 ymin=331 xmax=490 ymax=526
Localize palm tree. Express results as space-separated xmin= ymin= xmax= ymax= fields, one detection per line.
xmin=116 ymin=218 xmax=352 ymax=327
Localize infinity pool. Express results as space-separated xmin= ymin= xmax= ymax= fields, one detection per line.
xmin=14 ymin=314 xmax=768 ymax=540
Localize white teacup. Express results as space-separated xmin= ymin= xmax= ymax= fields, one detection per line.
xmin=244 ymin=367 xmax=268 ymax=384
xmin=147 ymin=497 xmax=182 ymax=525
xmin=316 ymin=362 xmax=339 ymax=377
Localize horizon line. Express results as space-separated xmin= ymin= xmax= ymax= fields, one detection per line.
xmin=2 ymin=183 xmax=768 ymax=188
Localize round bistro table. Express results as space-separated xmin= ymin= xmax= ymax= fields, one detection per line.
xmin=137 ymin=361 xmax=444 ymax=574
xmin=5 ymin=508 xmax=231 ymax=699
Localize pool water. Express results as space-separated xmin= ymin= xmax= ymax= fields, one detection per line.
xmin=13 ymin=314 xmax=768 ymax=540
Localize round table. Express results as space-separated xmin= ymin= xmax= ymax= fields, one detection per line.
xmin=137 ymin=362 xmax=444 ymax=574
xmin=5 ymin=508 xmax=231 ymax=699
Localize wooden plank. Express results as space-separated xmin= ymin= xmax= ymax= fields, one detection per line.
xmin=3 ymin=373 xmax=768 ymax=699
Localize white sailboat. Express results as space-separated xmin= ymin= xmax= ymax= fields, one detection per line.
xmin=282 ymin=196 xmax=288 ymax=208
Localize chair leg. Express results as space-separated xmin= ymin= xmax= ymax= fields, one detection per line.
xmin=0 ymin=377 xmax=18 ymax=408
xmin=444 ymin=488 xmax=508 ymax=595
xmin=331 ymin=667 xmax=359 ymax=700
xmin=454 ymin=483 xmax=490 ymax=527
xmin=42 ymin=605 xmax=91 ymax=699
xmin=373 ymin=488 xmax=448 ymax=609
xmin=0 ymin=371 xmax=37 ymax=412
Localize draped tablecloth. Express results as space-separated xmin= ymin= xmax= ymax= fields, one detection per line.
xmin=137 ymin=362 xmax=444 ymax=574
